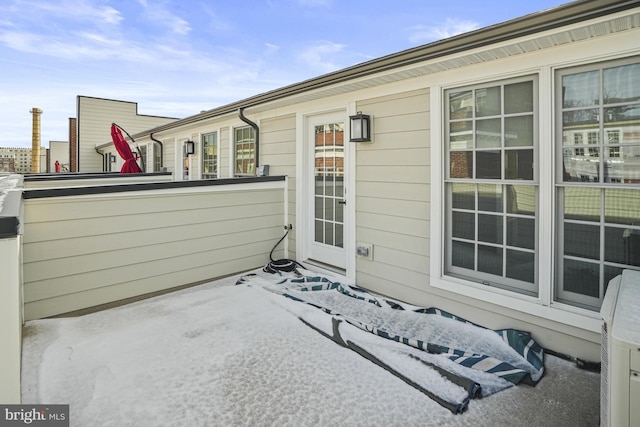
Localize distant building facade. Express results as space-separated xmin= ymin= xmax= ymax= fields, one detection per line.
xmin=0 ymin=147 xmax=46 ymax=174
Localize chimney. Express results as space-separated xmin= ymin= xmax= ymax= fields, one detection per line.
xmin=30 ymin=107 xmax=42 ymax=173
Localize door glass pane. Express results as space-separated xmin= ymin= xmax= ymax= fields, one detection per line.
xmin=314 ymin=122 xmax=344 ymax=247
xmin=476 ymin=151 xmax=501 ymax=179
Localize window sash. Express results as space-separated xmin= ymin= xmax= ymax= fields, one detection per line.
xmin=555 ymin=56 xmax=640 ymax=311
xmin=234 ymin=126 xmax=255 ymax=176
xmin=444 ymin=76 xmax=538 ymax=296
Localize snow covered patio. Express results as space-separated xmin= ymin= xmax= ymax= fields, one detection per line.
xmin=21 ymin=269 xmax=600 ymax=426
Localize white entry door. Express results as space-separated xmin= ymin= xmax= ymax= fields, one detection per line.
xmin=306 ymin=112 xmax=348 ymax=270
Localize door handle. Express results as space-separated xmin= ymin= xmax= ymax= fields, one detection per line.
xmin=338 ymin=199 xmax=346 ymax=205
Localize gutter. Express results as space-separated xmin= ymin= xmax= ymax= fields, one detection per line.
xmin=132 ymin=0 xmax=639 ymax=139
xmin=238 ymin=108 xmax=259 ymax=171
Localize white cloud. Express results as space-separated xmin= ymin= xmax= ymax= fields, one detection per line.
xmin=136 ymin=0 xmax=191 ymax=36
xmin=298 ymin=41 xmax=346 ymax=73
xmin=408 ymin=18 xmax=480 ymax=44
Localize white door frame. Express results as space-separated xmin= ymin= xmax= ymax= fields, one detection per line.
xmin=296 ymin=106 xmax=356 ymax=279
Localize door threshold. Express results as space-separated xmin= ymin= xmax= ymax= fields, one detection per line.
xmin=302 ymin=259 xmax=347 ymax=279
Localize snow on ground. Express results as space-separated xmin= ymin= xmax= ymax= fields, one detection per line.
xmin=21 ymin=270 xmax=601 ymax=427
xmin=0 ymin=174 xmax=21 ymax=211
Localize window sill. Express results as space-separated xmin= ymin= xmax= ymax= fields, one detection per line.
xmin=430 ymin=274 xmax=602 ymax=334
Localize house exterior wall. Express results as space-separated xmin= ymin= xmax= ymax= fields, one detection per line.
xmin=22 ymin=178 xmax=286 ymax=320
xmin=77 ymin=97 xmax=177 ymax=173
xmin=91 ymin=4 xmax=639 ymax=360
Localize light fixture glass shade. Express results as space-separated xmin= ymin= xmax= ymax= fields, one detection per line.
xmin=185 ymin=141 xmax=195 ymax=155
xmin=349 ymin=112 xmax=371 ymax=142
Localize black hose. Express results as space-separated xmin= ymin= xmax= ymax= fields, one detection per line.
xmin=263 ymin=228 xmax=305 ymax=274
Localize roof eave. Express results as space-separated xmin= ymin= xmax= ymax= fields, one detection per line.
xmin=134 ymin=0 xmax=639 ymax=139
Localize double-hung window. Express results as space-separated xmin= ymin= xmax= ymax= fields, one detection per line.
xmin=202 ymin=132 xmax=218 ymax=179
xmin=555 ymin=58 xmax=640 ymax=311
xmin=234 ymin=126 xmax=255 ymax=176
xmin=445 ymin=76 xmax=538 ymax=297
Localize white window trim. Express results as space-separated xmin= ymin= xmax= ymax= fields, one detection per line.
xmin=201 ymin=129 xmax=220 ymax=180
xmin=430 ymin=71 xmax=602 ymax=334
xmin=232 ymin=123 xmax=257 ymax=177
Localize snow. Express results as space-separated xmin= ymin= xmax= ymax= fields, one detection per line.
xmin=0 ymin=174 xmax=21 ymax=211
xmin=21 ymin=269 xmax=601 ymax=426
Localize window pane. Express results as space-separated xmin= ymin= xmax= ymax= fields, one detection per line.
xmin=476 ymin=151 xmax=501 ymax=179
xmin=605 ymin=226 xmax=640 ymax=267
xmin=476 ymin=86 xmax=501 ymax=117
xmin=476 ymin=119 xmax=501 ymax=148
xmin=564 ymin=187 xmax=600 ymax=222
xmin=450 ymin=91 xmax=473 ymax=119
xmin=505 ymin=116 xmax=534 ymax=147
xmin=605 ymin=189 xmax=640 ymax=224
xmin=562 ymin=148 xmax=599 ymax=182
xmin=505 ymin=149 xmax=533 ymax=180
xmin=450 ymin=151 xmax=473 ymax=178
xmin=478 ymin=214 xmax=502 ymax=244
xmin=452 ymin=241 xmax=474 ymax=269
xmin=478 ymin=184 xmax=502 ymax=212
xmin=478 ymin=245 xmax=503 ymax=275
xmin=507 ymin=185 xmax=535 ymax=215
xmin=603 ymin=63 xmax=640 ymax=104
xmin=506 ymin=250 xmax=535 ymax=283
xmin=562 ymin=110 xmax=599 ymax=137
xmin=605 ymin=145 xmax=640 ymax=184
xmin=450 ymin=121 xmax=473 ymax=149
xmin=452 ymin=212 xmax=475 ymax=240
xmin=562 ymin=71 xmax=599 ymax=108
xmin=604 ymin=104 xmax=640 ymax=125
xmin=451 ymin=183 xmax=475 ymax=210
xmin=505 ymin=81 xmax=533 ymax=114
xmin=563 ymin=259 xmax=600 ymax=298
xmin=507 ymin=217 xmax=535 ymax=250
xmin=324 ymin=198 xmax=334 ymax=221
xmin=564 ymin=222 xmax=600 ymax=260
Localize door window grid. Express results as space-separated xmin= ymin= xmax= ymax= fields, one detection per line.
xmin=202 ymin=132 xmax=218 ymax=179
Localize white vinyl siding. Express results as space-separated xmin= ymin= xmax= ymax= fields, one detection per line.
xmin=22 ymin=181 xmax=287 ymax=320
xmin=354 ymin=89 xmax=431 ymax=293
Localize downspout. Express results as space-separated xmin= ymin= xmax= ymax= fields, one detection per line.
xmin=94 ymin=146 xmax=108 ymax=172
xmin=150 ymin=132 xmax=163 ymax=169
xmin=238 ymin=107 xmax=259 ymax=172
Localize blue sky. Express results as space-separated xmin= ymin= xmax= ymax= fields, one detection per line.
xmin=1 ymin=0 xmax=570 ymax=148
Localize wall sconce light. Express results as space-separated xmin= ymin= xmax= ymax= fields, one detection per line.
xmin=185 ymin=141 xmax=195 ymax=155
xmin=109 ymin=154 xmax=116 ymax=163
xmin=349 ymin=111 xmax=371 ymax=142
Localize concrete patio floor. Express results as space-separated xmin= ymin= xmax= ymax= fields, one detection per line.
xmin=20 ymin=271 xmax=601 ymax=426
